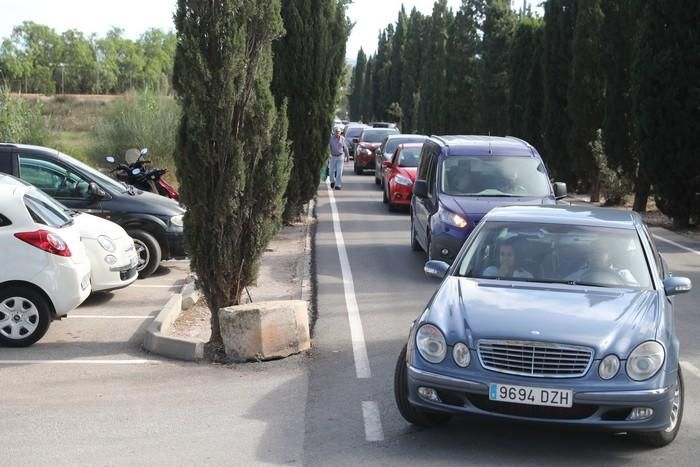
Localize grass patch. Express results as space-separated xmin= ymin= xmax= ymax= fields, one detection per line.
xmin=45 ymin=130 xmax=95 ymax=164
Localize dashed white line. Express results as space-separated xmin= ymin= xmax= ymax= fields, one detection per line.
xmin=0 ymin=359 xmax=160 ymax=365
xmin=327 ymin=182 xmax=372 ymax=379
xmin=362 ymin=401 xmax=385 ymax=442
xmin=67 ymin=315 xmax=154 ymax=319
xmin=681 ymin=361 xmax=700 ymax=379
xmin=653 ymin=234 xmax=700 ymax=257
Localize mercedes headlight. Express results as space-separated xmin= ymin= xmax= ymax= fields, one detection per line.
xmin=171 ymin=215 xmax=184 ymax=227
xmin=598 ymin=354 xmax=620 ymax=380
xmin=626 ymin=341 xmax=665 ymax=381
xmin=395 ymin=175 xmax=413 ymax=186
xmin=438 ymin=207 xmax=468 ymax=229
xmin=416 ymin=324 xmax=447 ymax=364
xmin=452 ymin=342 xmax=471 ymax=368
xmin=97 ymin=235 xmax=116 ymax=252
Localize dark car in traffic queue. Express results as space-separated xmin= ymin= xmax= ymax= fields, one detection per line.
xmin=374 ymin=134 xmax=427 ymax=186
xmin=343 ymin=124 xmax=367 ymax=161
xmin=410 ymin=135 xmax=567 ymax=263
xmin=0 ymin=143 xmax=186 ymax=278
xmin=396 ymin=205 xmax=691 ymax=447
xmin=354 ymin=127 xmax=400 ymax=175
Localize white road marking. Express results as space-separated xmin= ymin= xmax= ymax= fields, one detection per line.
xmin=681 ymin=361 xmax=700 ymax=379
xmin=653 ymin=234 xmax=700 ymax=257
xmin=362 ymin=401 xmax=385 ymax=442
xmin=327 ymin=182 xmax=372 ymax=379
xmin=131 ymin=285 xmax=179 ymax=288
xmin=0 ymin=359 xmax=160 ymax=365
xmin=67 ymin=315 xmax=154 ymax=319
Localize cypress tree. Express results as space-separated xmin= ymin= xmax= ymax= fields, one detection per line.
xmin=522 ymin=20 xmax=545 ymax=153
xmin=542 ymin=0 xmax=577 ymax=184
xmin=373 ymin=27 xmax=394 ymax=120
xmin=349 ymin=48 xmax=366 ymax=121
xmin=361 ymin=56 xmax=374 ymax=121
xmin=509 ymin=16 xmax=541 ymax=139
xmin=567 ymin=0 xmax=605 ymax=201
xmin=478 ymin=0 xmax=516 ymax=136
xmin=632 ymin=0 xmax=700 ymax=227
xmin=389 ymin=7 xmax=408 ymax=118
xmin=417 ymin=0 xmax=452 ymax=134
xmin=445 ymin=0 xmax=484 ymax=134
xmin=272 ymin=0 xmax=350 ymax=222
xmin=173 ymin=0 xmax=291 ymax=358
xmin=400 ymin=8 xmax=425 ymax=133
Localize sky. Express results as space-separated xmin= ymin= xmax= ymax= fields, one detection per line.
xmin=0 ymin=0 xmax=536 ymax=60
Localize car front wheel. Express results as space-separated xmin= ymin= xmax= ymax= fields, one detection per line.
xmin=394 ymin=345 xmax=451 ymax=427
xmin=129 ymin=229 xmax=162 ymax=278
xmin=0 ymin=286 xmax=52 ymax=347
xmin=633 ymin=367 xmax=684 ymax=447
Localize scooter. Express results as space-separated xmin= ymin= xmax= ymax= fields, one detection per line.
xmin=105 ymin=148 xmax=179 ymax=201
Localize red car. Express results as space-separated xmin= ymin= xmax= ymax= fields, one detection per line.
xmin=382 ymin=143 xmax=422 ymax=211
xmin=354 ymin=128 xmax=399 ymax=174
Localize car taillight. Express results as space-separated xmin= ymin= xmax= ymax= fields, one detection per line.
xmin=14 ymin=230 xmax=72 ymax=257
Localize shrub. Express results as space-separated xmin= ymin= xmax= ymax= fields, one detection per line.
xmin=0 ymin=87 xmax=49 ymax=145
xmin=90 ymin=90 xmax=181 ymax=176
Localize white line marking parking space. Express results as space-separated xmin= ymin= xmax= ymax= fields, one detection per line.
xmin=362 ymin=401 xmax=385 ymax=442
xmin=131 ymin=285 xmax=180 ymax=288
xmin=327 ymin=182 xmax=372 ymax=379
xmin=67 ymin=315 xmax=154 ymax=319
xmin=681 ymin=361 xmax=700 ymax=379
xmin=0 ymin=359 xmax=160 ymax=365
xmin=653 ymin=234 xmax=700 ymax=256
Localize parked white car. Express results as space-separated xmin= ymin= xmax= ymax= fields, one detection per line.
xmin=0 ymin=182 xmax=91 ymax=347
xmin=0 ymin=174 xmax=138 ymax=292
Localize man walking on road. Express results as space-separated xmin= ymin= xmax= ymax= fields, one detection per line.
xmin=328 ymin=127 xmax=349 ymax=190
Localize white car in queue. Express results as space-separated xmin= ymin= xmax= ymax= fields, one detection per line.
xmin=0 ymin=181 xmax=91 ymax=347
xmin=0 ymin=174 xmax=139 ymax=293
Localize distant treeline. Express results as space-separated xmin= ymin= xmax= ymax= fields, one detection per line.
xmin=0 ymin=22 xmax=175 ymax=95
xmin=348 ymin=0 xmax=700 ymax=227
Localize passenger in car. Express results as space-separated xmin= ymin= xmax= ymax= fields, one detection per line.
xmin=565 ymin=243 xmax=639 ymax=285
xmin=482 ymin=238 xmax=533 ymax=279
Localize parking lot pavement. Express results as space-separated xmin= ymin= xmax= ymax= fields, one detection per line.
xmin=0 ymin=259 xmax=190 ymax=363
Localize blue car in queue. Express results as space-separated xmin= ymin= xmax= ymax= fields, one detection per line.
xmin=395 ymin=205 xmax=691 ymax=447
xmin=410 ymin=135 xmax=567 ymax=263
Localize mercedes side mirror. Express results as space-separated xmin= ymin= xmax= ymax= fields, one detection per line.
xmin=88 ymin=182 xmax=106 ymax=199
xmin=663 ymin=277 xmax=692 ymax=296
xmin=414 ymin=180 xmax=428 ymax=198
xmin=553 ymin=182 xmax=568 ymax=200
xmin=424 ymin=260 xmax=450 ymax=280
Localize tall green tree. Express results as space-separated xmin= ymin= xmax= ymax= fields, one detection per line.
xmin=273 ymin=0 xmax=350 ymax=222
xmin=542 ymin=0 xmax=577 ymax=184
xmin=372 ymin=26 xmax=393 ymax=120
xmin=477 ymin=0 xmax=516 ymax=135
xmin=417 ymin=0 xmax=452 ymax=133
xmin=399 ymin=8 xmax=425 ymax=133
xmin=387 ymin=7 xmax=408 ymax=123
xmin=521 ymin=20 xmax=545 ymax=154
xmin=632 ymin=0 xmax=700 ymax=227
xmin=445 ymin=0 xmax=484 ymax=134
xmin=173 ymin=0 xmax=292 ymax=358
xmin=361 ymin=56 xmax=374 ymax=121
xmin=509 ymin=16 xmax=541 ymax=139
xmin=349 ymin=48 xmax=366 ymax=121
xmin=567 ymin=0 xmax=605 ymax=201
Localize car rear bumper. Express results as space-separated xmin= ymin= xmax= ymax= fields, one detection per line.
xmin=406 ymin=365 xmax=677 ymax=432
xmin=355 ymin=154 xmax=374 ymax=170
xmin=39 ymin=259 xmax=92 ymax=317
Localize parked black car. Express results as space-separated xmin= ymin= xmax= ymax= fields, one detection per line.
xmin=0 ymin=143 xmax=186 ymax=278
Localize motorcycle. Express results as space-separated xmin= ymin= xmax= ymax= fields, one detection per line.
xmin=105 ymin=148 xmax=179 ymax=201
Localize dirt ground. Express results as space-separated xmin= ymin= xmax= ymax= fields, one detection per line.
xmin=168 ymin=216 xmax=311 ymax=341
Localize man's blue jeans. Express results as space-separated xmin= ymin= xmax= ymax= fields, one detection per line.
xmin=329 ymin=155 xmax=344 ymax=188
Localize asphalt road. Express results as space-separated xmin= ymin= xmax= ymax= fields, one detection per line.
xmin=306 ymin=163 xmax=700 ymax=466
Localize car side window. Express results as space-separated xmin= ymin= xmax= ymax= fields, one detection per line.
xmin=0 ymin=152 xmax=13 ymax=174
xmin=417 ymin=144 xmax=431 ymax=180
xmin=19 ymin=156 xmax=91 ymax=200
xmin=426 ymin=149 xmax=439 ymax=198
xmin=0 ymin=213 xmax=11 ymax=227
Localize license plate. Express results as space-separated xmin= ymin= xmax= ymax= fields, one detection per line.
xmin=489 ymin=383 xmax=573 ymax=408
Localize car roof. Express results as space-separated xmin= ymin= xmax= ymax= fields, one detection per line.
xmin=429 ymin=135 xmax=537 ymax=157
xmin=0 ymin=142 xmax=60 ymax=157
xmin=385 ymin=134 xmax=426 ymax=141
xmin=483 ymin=205 xmax=642 ymax=230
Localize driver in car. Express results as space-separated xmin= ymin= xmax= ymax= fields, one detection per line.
xmin=565 ymin=244 xmax=639 ymax=285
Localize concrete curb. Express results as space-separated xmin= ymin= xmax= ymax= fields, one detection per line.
xmin=301 ymin=198 xmax=315 ymax=304
xmin=143 ymin=275 xmax=204 ymax=361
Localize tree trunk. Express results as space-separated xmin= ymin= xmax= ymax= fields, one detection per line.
xmin=204 ymin=305 xmax=226 ymax=362
xmin=632 ymin=179 xmax=650 ymax=213
xmin=589 ymin=172 xmax=601 ymax=203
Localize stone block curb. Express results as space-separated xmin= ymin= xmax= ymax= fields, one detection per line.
xmin=301 ymin=198 xmax=315 ymax=304
xmin=142 ymin=275 xmax=204 ymax=362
